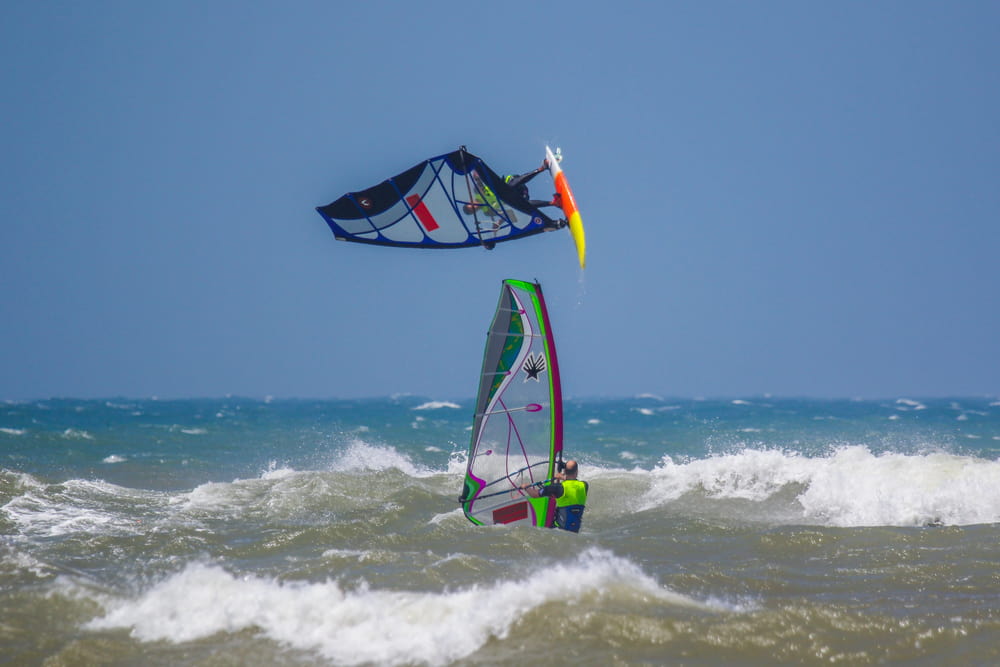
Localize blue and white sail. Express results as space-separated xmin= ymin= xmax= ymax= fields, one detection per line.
xmin=316 ymin=147 xmax=559 ymax=249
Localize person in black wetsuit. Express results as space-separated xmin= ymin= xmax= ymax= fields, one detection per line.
xmin=503 ymin=160 xmax=565 ymax=216
xmin=465 ymin=159 xmax=566 ymax=248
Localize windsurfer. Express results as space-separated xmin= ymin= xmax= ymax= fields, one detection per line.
xmin=504 ymin=161 xmax=568 ymax=231
xmin=503 ymin=160 xmax=561 ymax=209
xmin=460 ymin=159 xmax=567 ymax=236
xmin=520 ymin=460 xmax=588 ymax=533
xmin=463 ymin=160 xmax=560 ymax=212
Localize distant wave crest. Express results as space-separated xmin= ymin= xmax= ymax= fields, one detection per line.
xmin=412 ymin=401 xmax=461 ymax=410
xmin=640 ymin=445 xmax=1000 ymax=527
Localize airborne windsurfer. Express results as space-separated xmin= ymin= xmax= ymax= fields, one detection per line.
xmin=521 ymin=460 xmax=588 ymax=533
xmin=465 ymin=159 xmax=567 ymax=231
xmin=503 ymin=160 xmax=563 ymax=213
xmin=316 ymin=146 xmax=581 ymax=263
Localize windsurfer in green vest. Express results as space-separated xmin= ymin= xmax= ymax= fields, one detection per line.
xmin=520 ymin=460 xmax=588 ymax=533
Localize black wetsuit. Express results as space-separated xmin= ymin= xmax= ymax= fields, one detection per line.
xmin=505 ymin=167 xmax=555 ymax=210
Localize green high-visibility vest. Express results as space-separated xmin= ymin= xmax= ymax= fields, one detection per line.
xmin=556 ymin=479 xmax=587 ymax=507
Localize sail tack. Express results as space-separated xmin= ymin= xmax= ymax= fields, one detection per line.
xmin=460 ymin=280 xmax=563 ymax=527
xmin=316 ymin=148 xmax=559 ymax=249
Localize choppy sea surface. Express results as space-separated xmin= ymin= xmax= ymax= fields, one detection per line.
xmin=2 ymin=396 xmax=998 ymax=665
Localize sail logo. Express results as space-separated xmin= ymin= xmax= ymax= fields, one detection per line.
xmin=522 ymin=353 xmax=546 ymax=381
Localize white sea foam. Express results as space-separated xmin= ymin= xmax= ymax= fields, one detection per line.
xmin=641 ymin=446 xmax=1000 ymax=527
xmin=180 ymin=459 xmax=309 ymax=513
xmin=179 ymin=440 xmax=442 ymax=518
xmin=260 ymin=462 xmax=299 ymax=480
xmin=85 ymin=548 xmax=715 ymax=665
xmin=3 ymin=479 xmax=158 ymax=538
xmin=182 ymin=478 xmax=283 ymax=515
xmin=61 ymin=428 xmax=93 ymax=440
xmin=329 ymin=440 xmax=436 ymax=478
xmin=644 ymin=449 xmax=809 ymax=506
xmin=632 ymin=405 xmax=681 ymax=416
xmin=1 ymin=541 xmax=58 ymax=579
xmin=413 ymin=401 xmax=461 ymax=410
xmin=429 ymin=507 xmax=464 ymax=525
xmin=0 ymin=427 xmax=26 ymax=436
xmin=170 ymin=440 xmax=448 ymax=522
xmin=321 ymin=547 xmax=377 ymax=561
xmin=102 ymin=455 xmax=127 ymax=464
xmin=447 ymin=450 xmax=469 ymax=477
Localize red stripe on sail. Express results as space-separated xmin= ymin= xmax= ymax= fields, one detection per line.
xmin=405 ymin=194 xmax=440 ymax=232
xmin=492 ymin=501 xmax=529 ymax=524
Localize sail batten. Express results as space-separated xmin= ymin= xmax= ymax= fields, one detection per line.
xmin=475 ymin=403 xmax=547 ymax=417
xmin=460 ymin=280 xmax=563 ymax=528
xmin=485 ymin=332 xmax=543 ymax=340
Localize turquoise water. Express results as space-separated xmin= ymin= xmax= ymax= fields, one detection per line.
xmin=2 ymin=396 xmax=998 ymax=664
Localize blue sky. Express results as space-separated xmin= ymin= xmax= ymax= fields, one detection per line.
xmin=2 ymin=1 xmax=998 ymax=400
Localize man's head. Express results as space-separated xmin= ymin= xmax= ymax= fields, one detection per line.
xmin=563 ymin=460 xmax=579 ymax=479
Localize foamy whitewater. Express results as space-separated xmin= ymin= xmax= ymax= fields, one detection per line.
xmin=2 ymin=396 xmax=998 ymax=664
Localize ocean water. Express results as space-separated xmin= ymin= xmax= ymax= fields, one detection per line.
xmin=1 ymin=396 xmax=998 ymax=665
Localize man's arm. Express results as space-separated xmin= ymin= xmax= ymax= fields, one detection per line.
xmin=521 ymin=481 xmax=563 ymax=499
xmin=506 ymin=163 xmax=547 ymax=189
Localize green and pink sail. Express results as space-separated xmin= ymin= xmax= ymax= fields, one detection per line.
xmin=460 ymin=280 xmax=563 ymax=527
